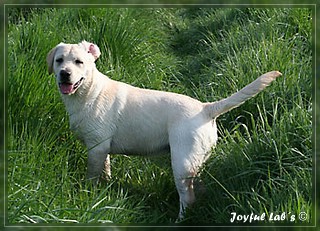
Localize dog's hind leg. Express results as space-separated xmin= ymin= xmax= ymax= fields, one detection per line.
xmin=170 ymin=123 xmax=215 ymax=220
xmin=170 ymin=142 xmax=202 ymax=220
xmin=171 ymin=152 xmax=198 ymax=220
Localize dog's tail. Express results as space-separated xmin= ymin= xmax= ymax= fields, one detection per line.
xmin=204 ymin=71 xmax=282 ymax=119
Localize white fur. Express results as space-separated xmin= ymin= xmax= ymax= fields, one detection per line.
xmin=47 ymin=40 xmax=282 ymax=219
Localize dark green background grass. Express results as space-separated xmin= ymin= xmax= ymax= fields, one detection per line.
xmin=6 ymin=6 xmax=313 ymax=226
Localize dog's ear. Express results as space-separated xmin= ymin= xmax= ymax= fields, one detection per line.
xmin=80 ymin=40 xmax=101 ymax=61
xmin=46 ymin=47 xmax=57 ymax=74
xmin=46 ymin=43 xmax=64 ymax=74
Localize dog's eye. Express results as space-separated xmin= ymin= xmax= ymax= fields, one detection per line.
xmin=56 ymin=58 xmax=63 ymax=63
xmin=75 ymin=60 xmax=83 ymax=64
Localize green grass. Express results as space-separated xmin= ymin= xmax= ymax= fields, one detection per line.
xmin=7 ymin=7 xmax=312 ymax=225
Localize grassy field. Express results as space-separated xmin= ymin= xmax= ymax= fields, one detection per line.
xmin=7 ymin=7 xmax=312 ymax=226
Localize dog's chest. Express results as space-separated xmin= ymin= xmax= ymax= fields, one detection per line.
xmin=67 ymin=104 xmax=114 ymax=147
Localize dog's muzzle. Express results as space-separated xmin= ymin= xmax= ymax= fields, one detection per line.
xmin=58 ymin=70 xmax=84 ymax=95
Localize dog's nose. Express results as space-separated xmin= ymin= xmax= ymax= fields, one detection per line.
xmin=60 ymin=69 xmax=71 ymax=82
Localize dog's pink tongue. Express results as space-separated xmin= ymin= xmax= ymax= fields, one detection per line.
xmin=60 ymin=83 xmax=73 ymax=94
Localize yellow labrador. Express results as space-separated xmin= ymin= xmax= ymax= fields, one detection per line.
xmin=47 ymin=40 xmax=281 ymax=219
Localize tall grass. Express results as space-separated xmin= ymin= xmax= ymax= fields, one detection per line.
xmin=7 ymin=7 xmax=312 ymax=225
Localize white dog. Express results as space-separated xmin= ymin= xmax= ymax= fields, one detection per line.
xmin=47 ymin=40 xmax=281 ymax=219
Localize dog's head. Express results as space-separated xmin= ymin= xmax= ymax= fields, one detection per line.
xmin=47 ymin=41 xmax=101 ymax=95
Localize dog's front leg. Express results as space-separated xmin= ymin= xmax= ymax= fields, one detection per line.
xmin=87 ymin=147 xmax=109 ymax=182
xmin=104 ymin=154 xmax=111 ymax=180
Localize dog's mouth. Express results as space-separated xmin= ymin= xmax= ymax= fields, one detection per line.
xmin=59 ymin=77 xmax=85 ymax=95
